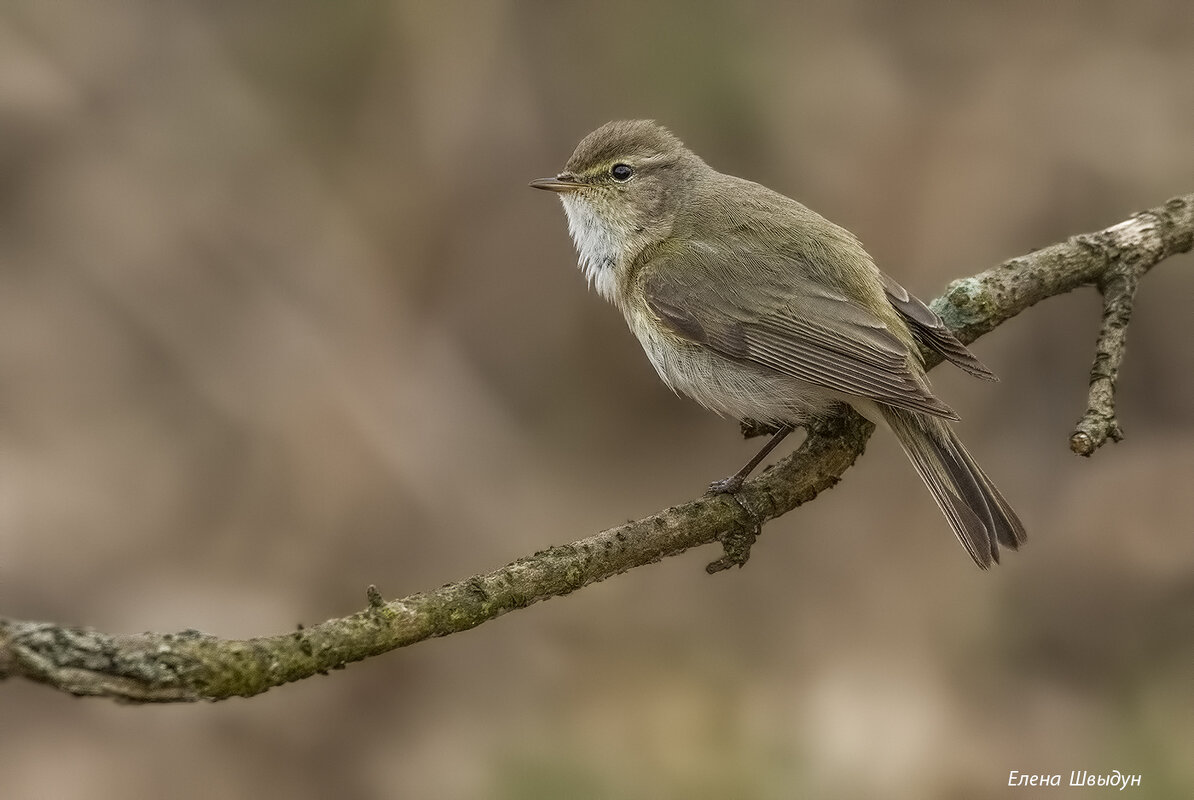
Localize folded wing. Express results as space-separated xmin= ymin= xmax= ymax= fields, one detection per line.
xmin=642 ymin=249 xmax=959 ymax=420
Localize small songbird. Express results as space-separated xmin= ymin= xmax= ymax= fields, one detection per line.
xmin=531 ymin=120 xmax=1025 ymax=568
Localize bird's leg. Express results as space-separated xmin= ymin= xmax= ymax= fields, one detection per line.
xmin=707 ymin=423 xmax=794 ymax=495
xmin=739 ymin=418 xmax=782 ymax=439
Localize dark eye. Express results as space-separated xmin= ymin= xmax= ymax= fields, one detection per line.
xmin=610 ymin=163 xmax=634 ymax=182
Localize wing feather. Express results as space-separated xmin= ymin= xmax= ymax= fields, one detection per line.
xmin=879 ymin=272 xmax=997 ymax=381
xmin=642 ymin=248 xmax=959 ymax=420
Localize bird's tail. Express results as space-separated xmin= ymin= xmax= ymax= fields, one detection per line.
xmin=881 ymin=405 xmax=1026 ymax=569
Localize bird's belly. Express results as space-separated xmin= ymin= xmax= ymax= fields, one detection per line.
xmin=630 ymin=314 xmax=834 ymax=424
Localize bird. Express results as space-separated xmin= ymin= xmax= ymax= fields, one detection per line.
xmin=531 ymin=120 xmax=1025 ymax=568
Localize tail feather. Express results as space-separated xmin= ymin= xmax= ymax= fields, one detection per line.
xmin=946 ymin=431 xmax=1026 ymax=551
xmin=882 ymin=406 xmax=1026 ymax=569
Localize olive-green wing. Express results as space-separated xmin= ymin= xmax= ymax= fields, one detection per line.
xmin=641 ymin=248 xmax=959 ymax=420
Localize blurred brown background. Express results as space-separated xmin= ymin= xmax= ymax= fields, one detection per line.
xmin=2 ymin=2 xmax=1192 ymax=798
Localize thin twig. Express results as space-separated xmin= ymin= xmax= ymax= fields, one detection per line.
xmin=1067 ymin=213 xmax=1168 ymax=455
xmin=1070 ymin=266 xmax=1137 ymax=455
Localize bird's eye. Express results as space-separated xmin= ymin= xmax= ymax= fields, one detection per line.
xmin=610 ymin=163 xmax=634 ymax=182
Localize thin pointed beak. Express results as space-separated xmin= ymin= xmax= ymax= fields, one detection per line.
xmin=529 ymin=176 xmax=584 ymax=193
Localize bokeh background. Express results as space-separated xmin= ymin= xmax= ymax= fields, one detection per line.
xmin=2 ymin=2 xmax=1192 ymax=798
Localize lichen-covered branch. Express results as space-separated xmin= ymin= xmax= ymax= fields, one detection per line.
xmin=928 ymin=198 xmax=1192 ymax=456
xmin=2 ymin=194 xmax=1191 ymax=704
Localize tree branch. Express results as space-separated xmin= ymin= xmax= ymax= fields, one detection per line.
xmin=3 ymin=194 xmax=1191 ymax=703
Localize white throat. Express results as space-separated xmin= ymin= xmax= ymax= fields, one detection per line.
xmin=559 ymin=195 xmax=626 ymax=303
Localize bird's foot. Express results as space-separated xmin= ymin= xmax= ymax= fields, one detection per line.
xmin=706 ymin=474 xmax=745 ymax=496
xmin=705 ymin=490 xmax=763 ymax=573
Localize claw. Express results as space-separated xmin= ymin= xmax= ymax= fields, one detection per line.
xmin=707 ymin=475 xmax=744 ymax=495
